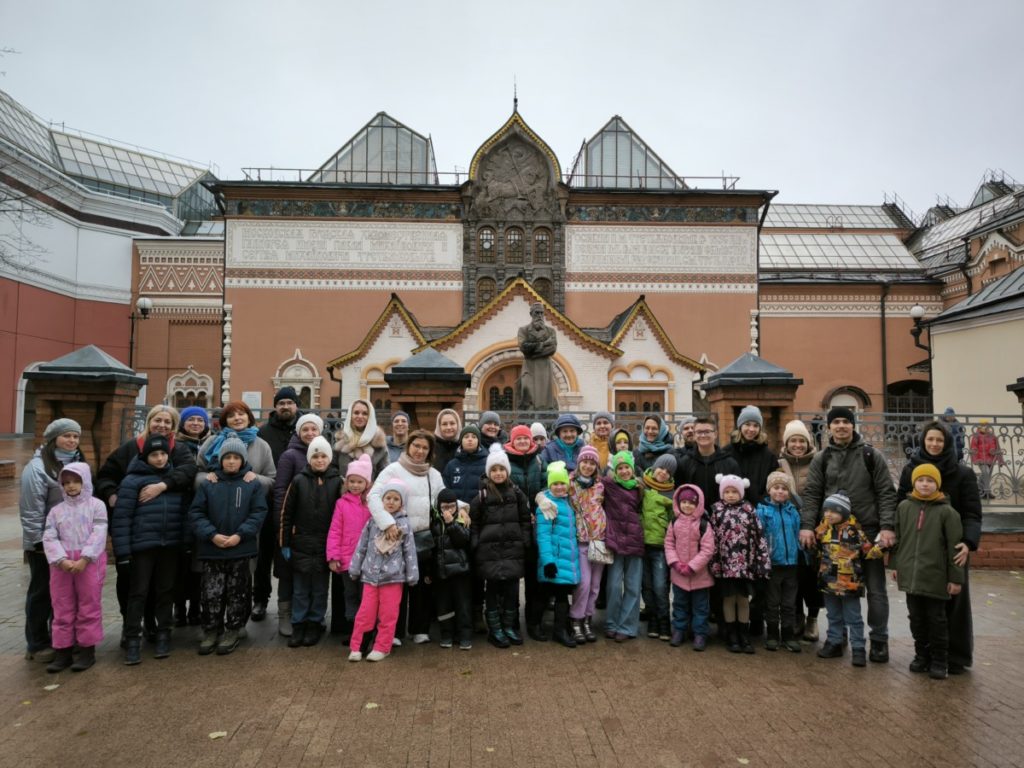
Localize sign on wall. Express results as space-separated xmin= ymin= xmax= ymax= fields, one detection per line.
xmin=565 ymin=225 xmax=757 ymax=274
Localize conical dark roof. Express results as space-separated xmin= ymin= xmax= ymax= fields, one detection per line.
xmin=384 ymin=348 xmax=470 ymax=383
xmin=24 ymin=345 xmax=147 ymax=384
xmin=703 ymin=353 xmax=802 ymax=390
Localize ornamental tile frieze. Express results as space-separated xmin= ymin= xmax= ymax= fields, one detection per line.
xmin=566 ymin=205 xmax=758 ymax=224
xmin=227 ymin=199 xmax=462 ymax=221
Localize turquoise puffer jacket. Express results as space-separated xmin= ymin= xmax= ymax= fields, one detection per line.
xmin=755 ymin=498 xmax=801 ymax=566
xmin=535 ymin=490 xmax=580 ymax=586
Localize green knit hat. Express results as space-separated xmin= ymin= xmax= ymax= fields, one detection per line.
xmin=546 ymin=460 xmax=570 ymax=487
xmin=611 ymin=450 xmax=635 ymax=471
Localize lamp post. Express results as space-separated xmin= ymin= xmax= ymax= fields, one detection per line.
xmin=128 ymin=297 xmax=154 ymax=370
xmin=909 ymin=303 xmax=932 ymax=413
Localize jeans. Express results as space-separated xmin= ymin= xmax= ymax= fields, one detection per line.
xmin=641 ymin=546 xmax=670 ymax=622
xmin=570 ymin=544 xmax=605 ymax=620
xmin=605 ymin=554 xmax=643 ymax=637
xmin=126 ymin=546 xmax=179 ymax=638
xmin=862 ymin=557 xmax=889 ymax=642
xmin=765 ymin=565 xmax=798 ymax=629
xmin=292 ymin=570 xmax=330 ymax=624
xmin=671 ymin=585 xmax=710 ymax=637
xmin=25 ymin=548 xmax=52 ymax=653
xmin=351 ymin=583 xmax=403 ymax=654
xmin=824 ymin=593 xmax=865 ymax=650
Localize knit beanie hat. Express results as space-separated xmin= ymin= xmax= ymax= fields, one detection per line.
xmin=766 ymin=470 xmax=794 ymax=495
xmin=392 ymin=410 xmax=410 ymax=424
xmin=509 ymin=424 xmax=534 ymax=443
xmin=217 ymin=437 xmax=247 ymax=465
xmin=911 ymin=463 xmax=942 ymax=490
xmin=827 ymin=406 xmax=856 ymax=426
xmin=530 ymin=422 xmax=547 ymax=439
xmin=612 ymin=428 xmax=633 ymax=449
xmin=485 ymin=443 xmax=511 ymax=474
xmin=44 ymin=418 xmax=82 ymax=442
xmin=307 ymin=436 xmax=333 ymax=462
xmin=274 ymin=386 xmax=299 ymax=404
xmin=295 ymin=413 xmax=324 ymax=434
xmin=437 ymin=488 xmax=458 ymax=507
xmin=611 ymin=450 xmax=635 ymax=472
xmin=592 ymin=411 xmax=614 ymax=426
xmin=346 ymin=453 xmax=373 ymax=482
xmin=179 ymin=406 xmax=209 ymax=427
xmin=736 ymin=405 xmax=763 ymax=429
xmin=782 ymin=419 xmax=813 ymax=447
xmin=479 ymin=411 xmax=501 ymax=427
xmin=679 ymin=416 xmax=697 ymax=428
xmin=675 ymin=485 xmax=700 ymax=505
xmin=822 ymin=491 xmax=852 ymax=517
xmin=460 ymin=424 xmax=482 ymax=443
xmin=141 ymin=434 xmax=170 ymax=460
xmin=577 ymin=445 xmax=600 ymax=467
xmin=653 ymin=453 xmax=678 ymax=475
xmin=715 ymin=473 xmax=749 ymax=499
xmin=380 ymin=477 xmax=408 ymax=507
xmin=547 ymin=460 xmax=570 ymax=487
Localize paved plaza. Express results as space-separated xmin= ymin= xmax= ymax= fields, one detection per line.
xmin=1 ymin=438 xmax=1023 ymax=767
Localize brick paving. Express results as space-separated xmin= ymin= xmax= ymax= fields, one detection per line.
xmin=1 ymin=439 xmax=1024 ymax=767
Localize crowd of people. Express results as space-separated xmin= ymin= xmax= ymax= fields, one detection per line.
xmin=19 ymin=391 xmax=980 ymax=681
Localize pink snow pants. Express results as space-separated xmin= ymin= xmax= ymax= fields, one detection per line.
xmin=49 ymin=551 xmax=106 ymax=649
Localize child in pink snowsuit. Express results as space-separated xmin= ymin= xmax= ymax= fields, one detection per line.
xmin=42 ymin=462 xmax=107 ymax=672
xmin=326 ymin=454 xmax=373 ymax=641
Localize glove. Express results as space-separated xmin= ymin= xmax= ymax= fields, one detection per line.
xmin=281 ymin=547 xmax=291 ymax=561
xmin=543 ymin=563 xmax=558 ymax=578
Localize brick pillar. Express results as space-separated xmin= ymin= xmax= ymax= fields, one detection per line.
xmin=384 ymin=349 xmax=471 ymax=433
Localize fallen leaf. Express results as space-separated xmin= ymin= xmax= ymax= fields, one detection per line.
xmin=1010 ymin=570 xmax=1020 ymax=575
xmin=986 ymin=600 xmax=994 ymax=606
xmin=364 ymin=702 xmax=379 ymax=710
xmin=512 ymin=652 xmax=520 ymax=657
xmin=460 ymin=669 xmax=472 ymax=676
xmin=485 ymin=747 xmax=495 ymax=753
xmin=982 ymin=662 xmax=992 ymax=667
xmin=987 ymin=593 xmax=998 ymax=597
xmin=76 ymin=730 xmax=88 ymax=736
xmin=43 ymin=684 xmax=59 ymax=692
xmin=208 ymin=732 xmax=228 ymax=740
xmin=13 ymin=723 xmax=21 ymax=728
xmin=21 ymin=701 xmax=31 ymax=706
xmin=738 ymin=759 xmax=750 ymax=765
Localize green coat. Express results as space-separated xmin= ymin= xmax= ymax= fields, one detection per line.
xmin=640 ymin=487 xmax=673 ymax=547
xmin=892 ymin=496 xmax=964 ymax=601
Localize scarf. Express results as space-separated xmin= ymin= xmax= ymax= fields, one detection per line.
xmin=344 ymin=399 xmax=379 ymax=450
xmin=398 ymin=452 xmax=431 ymax=477
xmin=55 ymin=448 xmax=79 ymax=464
xmin=202 ymin=427 xmax=259 ymax=465
xmin=572 ymin=470 xmax=597 ymax=489
xmin=910 ymin=488 xmax=944 ymax=503
xmin=613 ymin=472 xmax=638 ymax=490
xmin=552 ymin=437 xmax=582 ymax=464
xmin=642 ymin=468 xmax=674 ymax=493
xmin=639 ymin=420 xmax=672 ymax=454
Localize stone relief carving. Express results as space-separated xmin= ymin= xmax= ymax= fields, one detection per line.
xmin=469 ymin=137 xmax=559 ymax=221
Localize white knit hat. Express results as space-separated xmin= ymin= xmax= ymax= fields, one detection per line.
xmin=485 ymin=443 xmax=511 ymax=474
xmin=306 ymin=436 xmax=333 ymax=462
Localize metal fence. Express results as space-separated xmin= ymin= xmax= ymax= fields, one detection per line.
xmin=120 ymin=408 xmax=348 ymax=446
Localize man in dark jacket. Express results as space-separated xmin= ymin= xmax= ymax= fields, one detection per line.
xmin=259 ymin=387 xmax=301 ymax=464
xmin=799 ymin=407 xmax=897 ymax=663
xmin=673 ymin=417 xmax=740 ymax=507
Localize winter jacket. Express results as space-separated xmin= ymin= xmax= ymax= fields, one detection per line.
xmin=640 ymin=470 xmax=674 ymax=547
xmin=540 ymin=437 xmax=584 ymax=472
xmin=258 ymin=410 xmax=300 ymax=464
xmin=480 ymin=428 xmax=509 ymax=453
xmin=442 ymin=446 xmax=489 ymax=505
xmin=367 ymin=462 xmax=443 ymax=534
xmin=535 ymin=490 xmax=580 ymax=586
xmin=801 ymin=433 xmax=896 ymax=537
xmin=892 ymin=496 xmax=964 ymax=601
xmin=815 ymin=514 xmax=883 ymax=596
xmin=569 ymin=474 xmax=605 ymax=543
xmin=755 ymin=498 xmax=801 ymax=567
xmin=432 ymin=437 xmax=460 ymax=473
xmin=725 ymin=438 xmax=780 ymax=504
xmin=96 ymin=435 xmax=197 ymax=507
xmin=333 ymin=429 xmax=390 ymax=481
xmin=349 ymin=510 xmax=419 ymax=587
xmin=196 ymin=433 xmax=276 ymax=495
xmin=506 ymin=445 xmax=544 ymax=501
xmin=588 ymin=434 xmax=612 ymax=471
xmin=280 ymin=464 xmax=343 ymax=574
xmin=897 ymin=441 xmax=982 ymax=551
xmin=189 ymin=462 xmax=268 ymax=560
xmin=709 ymin=500 xmax=771 ymax=581
xmin=325 ymin=492 xmax=371 ymax=571
xmin=273 ymin=434 xmax=310 ymax=515
xmin=674 ymin=447 xmax=741 ymax=508
xmin=429 ymin=503 xmax=472 ymax=580
xmin=386 ymin=436 xmax=407 ymax=464
xmin=469 ymin=481 xmax=531 ymax=581
xmin=19 ymin=447 xmax=84 ymax=551
xmin=778 ymin=447 xmax=815 ymax=503
xmin=602 ymin=477 xmax=645 ymax=557
xmin=175 ymin=432 xmax=204 ymax=459
xmin=111 ymin=457 xmax=190 ymax=557
xmin=42 ymin=462 xmax=107 ymax=565
xmin=969 ymin=430 xmax=1001 ymax=466
xmin=633 ymin=445 xmax=672 ymax=475
xmin=664 ymin=487 xmax=715 ymax=591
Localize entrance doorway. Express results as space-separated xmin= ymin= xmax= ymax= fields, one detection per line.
xmin=615 ymin=389 xmax=665 ymax=413
xmin=479 ymin=363 xmax=521 ymax=411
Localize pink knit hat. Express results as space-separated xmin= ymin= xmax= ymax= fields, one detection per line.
xmin=715 ymin=473 xmax=749 ymax=499
xmin=577 ymin=445 xmax=600 ymax=466
xmin=346 ymin=453 xmax=373 ymax=482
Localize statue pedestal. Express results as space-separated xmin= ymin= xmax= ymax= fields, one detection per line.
xmin=384 ymin=349 xmax=471 ymax=432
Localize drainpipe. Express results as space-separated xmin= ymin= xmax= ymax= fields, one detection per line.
xmin=327 ymin=365 xmax=343 ymax=409
xmin=879 ymin=281 xmax=890 ymax=412
xmin=959 ymin=237 xmax=973 ymax=297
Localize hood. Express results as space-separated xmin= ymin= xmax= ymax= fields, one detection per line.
xmin=58 ymin=461 xmax=95 ymax=504
xmin=672 ymin=483 xmax=705 ymax=518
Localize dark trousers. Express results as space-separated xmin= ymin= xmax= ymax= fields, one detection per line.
xmin=201 ymin=558 xmax=252 ymax=632
xmin=907 ymin=593 xmax=950 ymax=664
xmin=174 ymin=550 xmax=202 ymax=621
xmin=24 ymin=549 xmax=52 ymax=653
xmin=947 ymin=563 xmax=973 ymax=667
xmin=485 ymin=578 xmax=519 ymax=613
xmin=765 ymin=565 xmax=799 ymax=629
xmin=116 ymin=560 xmax=156 ymax=629
xmin=522 ymin=544 xmax=542 ymax=625
xmin=794 ymin=552 xmax=824 ymax=620
xmin=330 ymin=571 xmax=362 ymax=635
xmin=125 ymin=547 xmax=179 ymax=638
xmin=396 ymin=578 xmax=433 ymax=638
xmin=252 ymin=502 xmax=276 ymax=605
xmin=434 ymin=573 xmax=473 ymax=643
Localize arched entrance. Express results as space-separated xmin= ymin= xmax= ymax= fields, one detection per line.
xmin=479 ymin=362 xmax=521 ymax=411
xmin=467 ymin=345 xmax=573 ymax=413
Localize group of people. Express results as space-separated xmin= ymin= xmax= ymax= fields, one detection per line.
xmin=19 ymin=392 xmax=980 ymax=680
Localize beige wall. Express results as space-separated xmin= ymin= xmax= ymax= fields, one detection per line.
xmin=932 ymin=311 xmax=1024 ymax=416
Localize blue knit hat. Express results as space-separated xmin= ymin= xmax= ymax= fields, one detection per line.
xmin=179 ymin=406 xmax=209 ymax=427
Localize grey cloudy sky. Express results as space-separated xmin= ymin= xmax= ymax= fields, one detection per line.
xmin=3 ymin=0 xmax=1021 ymax=218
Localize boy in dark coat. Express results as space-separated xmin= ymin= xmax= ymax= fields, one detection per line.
xmin=430 ymin=489 xmax=473 ymax=650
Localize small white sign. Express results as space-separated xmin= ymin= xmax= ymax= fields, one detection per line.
xmin=241 ymin=391 xmax=263 ymax=410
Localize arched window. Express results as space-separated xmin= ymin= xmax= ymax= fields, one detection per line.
xmin=478 ymin=277 xmax=497 ymax=305
xmin=533 ymin=277 xmax=552 ymax=302
xmin=534 ymin=228 xmax=551 ymax=264
xmin=506 ymin=227 xmax=524 ymax=264
xmin=478 ymin=227 xmax=495 ymax=263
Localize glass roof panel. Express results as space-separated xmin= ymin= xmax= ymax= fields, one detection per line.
xmin=0 ymin=89 xmax=58 ymax=164
xmin=570 ymin=115 xmax=684 ymax=189
xmin=309 ymin=112 xmax=438 ymax=184
xmin=760 ymin=232 xmax=923 ymax=271
xmin=763 ymin=203 xmax=899 ymax=229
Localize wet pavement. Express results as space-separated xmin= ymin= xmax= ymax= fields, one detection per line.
xmin=1 ymin=438 xmax=1023 ymax=767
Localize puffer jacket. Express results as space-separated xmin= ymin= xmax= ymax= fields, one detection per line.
xmin=755 ymin=498 xmax=801 ymax=567
xmin=111 ymin=457 xmax=190 ymax=557
xmin=367 ymin=462 xmax=443 ymax=535
xmin=19 ymin=446 xmax=84 ymax=551
xmin=96 ymin=435 xmax=196 ymax=506
xmin=815 ymin=514 xmax=884 ymax=596
xmin=273 ymin=433 xmax=310 ymax=514
xmin=602 ymin=477 xmax=644 ymax=557
xmin=709 ymin=500 xmax=771 ymax=581
xmin=674 ymin=447 xmax=741 ymax=507
xmin=280 ymin=464 xmax=343 ymax=574
xmin=535 ymin=490 xmax=580 ymax=586
xmin=349 ymin=510 xmax=419 ymax=587
xmin=664 ymin=485 xmax=715 ymax=591
xmin=725 ymin=438 xmax=780 ymax=504
xmin=540 ymin=437 xmax=584 ymax=472
xmin=892 ymin=496 xmax=964 ymax=601
xmin=506 ymin=446 xmax=544 ymax=500
xmin=429 ymin=503 xmax=471 ymax=580
xmin=442 ymin=446 xmax=489 ymax=505
xmin=258 ymin=410 xmax=300 ymax=464
xmin=640 ymin=469 xmax=674 ymax=546
xmin=569 ymin=473 xmax=605 ymax=543
xmin=779 ymin=447 xmax=816 ymax=500
xmin=326 ymin=492 xmax=371 ymax=571
xmin=470 ymin=481 xmax=531 ymax=581
xmin=189 ymin=461 xmax=268 ymax=560
xmin=432 ymin=436 xmax=460 ymax=473
xmin=333 ymin=429 xmax=391 ymax=481
xmin=42 ymin=462 xmax=108 ymax=565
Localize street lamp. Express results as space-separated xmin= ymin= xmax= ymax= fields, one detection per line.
xmin=128 ymin=297 xmax=154 ymax=370
xmin=909 ymin=303 xmax=933 ymax=412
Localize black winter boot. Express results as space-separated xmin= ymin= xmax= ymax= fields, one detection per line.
xmin=47 ymin=647 xmax=74 ymax=673
xmin=552 ymin=602 xmax=576 ymax=648
xmin=571 ymin=619 xmax=587 ymax=645
xmin=124 ymin=637 xmax=142 ymax=666
xmin=288 ymin=623 xmax=306 ymax=648
xmin=71 ymin=645 xmax=96 ymax=672
xmin=582 ymin=616 xmax=597 ymax=643
xmin=485 ymin=609 xmax=509 ymax=648
xmin=154 ymin=630 xmax=171 ymax=659
xmin=502 ymin=609 xmax=523 ymax=646
xmin=739 ymin=623 xmax=755 ymax=654
xmin=764 ymin=623 xmax=780 ymax=651
xmin=726 ymin=622 xmax=742 ymax=653
xmin=781 ymin=626 xmax=802 ymax=653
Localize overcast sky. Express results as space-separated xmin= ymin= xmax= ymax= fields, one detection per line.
xmin=3 ymin=0 xmax=1021 ymax=219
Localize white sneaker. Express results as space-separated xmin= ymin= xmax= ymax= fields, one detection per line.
xmin=412 ymin=633 xmax=430 ymax=644
xmin=366 ymin=650 xmax=389 ymax=662
xmin=391 ymin=637 xmax=402 ymax=647
xmin=347 ymin=651 xmax=362 ymax=662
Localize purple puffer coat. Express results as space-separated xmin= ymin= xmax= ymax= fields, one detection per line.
xmin=601 ymin=478 xmax=644 ymax=557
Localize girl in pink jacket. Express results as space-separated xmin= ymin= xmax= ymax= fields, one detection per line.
xmin=664 ymin=484 xmax=715 ymax=651
xmin=42 ymin=463 xmax=108 ymax=673
xmin=327 ymin=454 xmax=373 ymax=641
